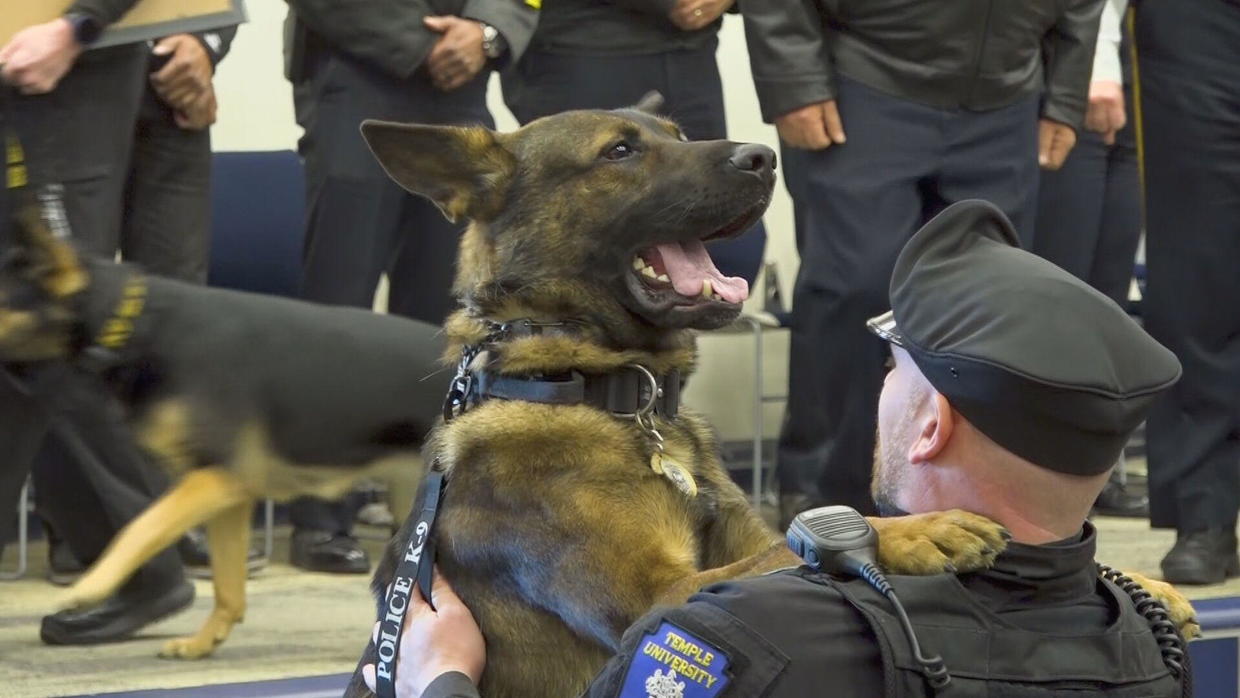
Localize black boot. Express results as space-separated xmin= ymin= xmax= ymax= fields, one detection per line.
xmin=40 ymin=580 xmax=195 ymax=645
xmin=1092 ymin=479 xmax=1149 ymax=518
xmin=1161 ymin=528 xmax=1240 ymax=585
xmin=290 ymin=529 xmax=370 ymax=574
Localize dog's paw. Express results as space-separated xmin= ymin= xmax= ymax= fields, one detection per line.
xmin=1125 ymin=571 xmax=1201 ymax=640
xmin=869 ymin=509 xmax=1009 ymax=575
xmin=159 ymin=634 xmax=219 ymax=660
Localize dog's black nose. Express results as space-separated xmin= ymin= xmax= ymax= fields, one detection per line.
xmin=728 ymin=144 xmax=777 ymax=173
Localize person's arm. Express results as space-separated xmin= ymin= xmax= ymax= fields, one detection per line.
xmin=1090 ymin=0 xmax=1123 ymax=86
xmin=1041 ymin=0 xmax=1106 ymax=130
xmin=421 ymin=672 xmax=482 ymax=698
xmin=0 ymin=0 xmax=142 ymax=93
xmin=459 ymin=0 xmax=539 ymax=66
xmin=286 ymin=0 xmax=440 ymax=79
xmin=65 ymin=0 xmax=141 ymax=26
xmin=192 ymin=25 xmax=239 ymax=68
xmin=738 ymin=0 xmax=835 ymax=124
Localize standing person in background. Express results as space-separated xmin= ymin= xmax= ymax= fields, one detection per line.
xmin=283 ymin=0 xmax=536 ymax=574
xmin=0 ymin=3 xmax=237 ymax=644
xmin=741 ymin=0 xmax=1104 ymax=525
xmin=499 ymin=0 xmax=766 ymax=285
xmin=1134 ymin=0 xmax=1240 ymax=585
xmin=1033 ymin=0 xmax=1146 ymax=518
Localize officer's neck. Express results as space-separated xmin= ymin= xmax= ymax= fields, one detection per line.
xmin=902 ymin=458 xmax=1091 ymax=545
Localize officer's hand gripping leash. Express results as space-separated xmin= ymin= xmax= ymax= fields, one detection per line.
xmin=787 ymin=506 xmax=951 ymax=691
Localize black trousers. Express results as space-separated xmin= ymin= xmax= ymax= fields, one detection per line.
xmin=779 ymin=76 xmax=1040 ymax=513
xmin=291 ymin=51 xmax=492 ymax=533
xmin=500 ymin=41 xmax=766 ymax=285
xmin=295 ymin=50 xmax=491 ymax=324
xmin=1136 ymin=0 xmax=1240 ymax=533
xmin=1034 ymin=130 xmax=1140 ymax=308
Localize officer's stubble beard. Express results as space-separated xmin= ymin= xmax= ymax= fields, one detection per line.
xmin=871 ymin=387 xmax=930 ymax=518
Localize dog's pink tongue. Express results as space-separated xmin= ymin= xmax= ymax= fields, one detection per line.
xmin=654 ymin=240 xmax=749 ymax=304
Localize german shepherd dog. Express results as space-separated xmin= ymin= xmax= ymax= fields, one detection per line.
xmin=0 ymin=202 xmax=447 ymax=659
xmin=345 ymin=96 xmax=1022 ymax=697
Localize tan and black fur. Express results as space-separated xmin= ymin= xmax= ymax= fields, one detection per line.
xmin=0 ymin=204 xmax=446 ymax=659
xmin=348 ymin=96 xmax=1016 ymax=697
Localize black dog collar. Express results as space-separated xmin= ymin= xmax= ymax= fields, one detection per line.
xmin=73 ymin=273 xmax=149 ymax=373
xmin=442 ymin=317 xmax=681 ymax=422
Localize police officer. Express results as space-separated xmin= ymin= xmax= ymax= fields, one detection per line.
xmin=1033 ymin=0 xmax=1147 ymax=518
xmin=358 ymin=200 xmax=1191 ymax=697
xmin=742 ymin=0 xmax=1106 ymax=524
xmin=499 ymin=0 xmax=764 ymax=283
xmin=281 ymin=0 xmax=536 ymax=573
xmin=1134 ymin=0 xmax=1240 ymax=585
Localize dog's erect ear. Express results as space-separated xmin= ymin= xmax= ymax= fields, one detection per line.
xmin=633 ymin=91 xmax=664 ymax=115
xmin=11 ymin=203 xmax=87 ymax=298
xmin=360 ymin=120 xmax=515 ymax=223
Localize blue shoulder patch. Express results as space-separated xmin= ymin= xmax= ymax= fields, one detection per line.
xmin=618 ymin=621 xmax=731 ymax=698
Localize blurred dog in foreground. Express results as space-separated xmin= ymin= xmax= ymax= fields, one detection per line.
xmin=0 ymin=201 xmax=445 ymax=658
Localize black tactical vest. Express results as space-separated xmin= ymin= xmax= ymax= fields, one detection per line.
xmin=823 ymin=573 xmax=1185 ymax=697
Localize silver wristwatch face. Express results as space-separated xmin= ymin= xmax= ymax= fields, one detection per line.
xmin=481 ymin=23 xmax=502 ymax=58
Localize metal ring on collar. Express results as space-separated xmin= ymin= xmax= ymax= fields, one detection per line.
xmin=617 ymin=363 xmax=661 ymax=418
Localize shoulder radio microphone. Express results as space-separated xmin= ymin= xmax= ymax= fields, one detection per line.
xmin=787 ymin=505 xmax=951 ymax=690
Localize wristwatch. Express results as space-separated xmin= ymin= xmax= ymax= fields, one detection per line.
xmin=479 ymin=22 xmax=506 ymax=60
xmin=64 ymin=12 xmax=104 ymax=47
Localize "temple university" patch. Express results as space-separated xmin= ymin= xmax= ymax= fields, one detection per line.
xmin=619 ymin=622 xmax=731 ymax=698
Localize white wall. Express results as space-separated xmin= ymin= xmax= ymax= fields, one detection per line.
xmin=211 ymin=6 xmax=794 ymax=439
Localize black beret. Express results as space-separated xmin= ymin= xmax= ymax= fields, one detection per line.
xmin=867 ymin=200 xmax=1181 ymax=476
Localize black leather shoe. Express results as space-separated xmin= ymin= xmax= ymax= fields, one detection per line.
xmin=40 ymin=580 xmax=195 ymax=645
xmin=179 ymin=528 xmax=267 ymax=579
xmin=290 ymin=530 xmax=370 ymax=574
xmin=1161 ymin=528 xmax=1240 ymax=585
xmin=1092 ymin=480 xmax=1149 ymax=518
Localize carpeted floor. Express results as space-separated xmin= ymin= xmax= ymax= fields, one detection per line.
xmin=2 ymin=517 xmax=1237 ymax=698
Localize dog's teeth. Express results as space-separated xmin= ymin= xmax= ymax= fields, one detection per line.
xmin=657 ymin=273 xmax=670 ymax=282
xmin=632 ymin=256 xmax=645 ymax=271
xmin=642 ymin=266 xmax=658 ymax=279
xmin=700 ymin=279 xmax=712 ymax=298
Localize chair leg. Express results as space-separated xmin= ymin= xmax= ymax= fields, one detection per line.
xmin=263 ymin=499 xmax=275 ymax=560
xmin=750 ymin=317 xmax=763 ymax=509
xmin=0 ymin=479 xmax=30 ymax=580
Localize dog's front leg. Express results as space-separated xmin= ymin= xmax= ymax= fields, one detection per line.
xmin=160 ymin=500 xmax=253 ymax=659
xmin=59 ymin=468 xmax=250 ymax=612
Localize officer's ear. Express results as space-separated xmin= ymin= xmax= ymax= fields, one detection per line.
xmin=908 ymin=393 xmax=954 ymax=464
xmin=360 ymin=120 xmax=516 ymax=223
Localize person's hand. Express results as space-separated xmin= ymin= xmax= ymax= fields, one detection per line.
xmin=0 ymin=19 xmax=83 ymax=94
xmin=422 ymin=16 xmax=487 ymax=92
xmin=172 ymin=85 xmax=217 ymax=131
xmin=774 ymin=100 xmax=846 ymax=150
xmin=669 ymin=0 xmax=734 ymax=31
xmin=1038 ymin=118 xmax=1077 ymax=170
xmin=150 ymin=34 xmax=213 ymax=111
xmin=1083 ymin=80 xmax=1125 ymax=146
xmin=362 ymin=568 xmax=486 ymax=698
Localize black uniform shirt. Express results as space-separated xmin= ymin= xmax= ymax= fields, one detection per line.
xmin=424 ymin=526 xmax=1116 ymax=697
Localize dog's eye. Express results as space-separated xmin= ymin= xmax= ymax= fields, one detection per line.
xmin=603 ymin=141 xmax=637 ymax=161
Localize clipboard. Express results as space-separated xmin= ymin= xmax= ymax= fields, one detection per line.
xmin=1 ymin=0 xmax=247 ymax=49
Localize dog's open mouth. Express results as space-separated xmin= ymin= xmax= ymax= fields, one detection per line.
xmin=629 ymin=239 xmax=749 ymax=306
xmin=626 ymin=206 xmax=757 ymax=312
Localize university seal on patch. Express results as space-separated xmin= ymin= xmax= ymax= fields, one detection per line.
xmin=618 ymin=622 xmax=731 ymax=698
